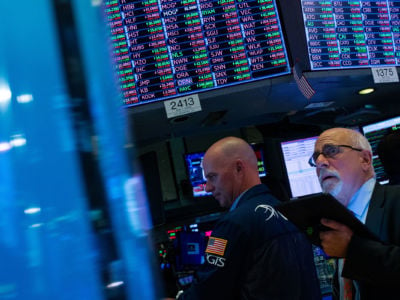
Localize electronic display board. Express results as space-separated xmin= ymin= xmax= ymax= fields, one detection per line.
xmin=301 ymin=0 xmax=400 ymax=70
xmin=104 ymin=0 xmax=290 ymax=106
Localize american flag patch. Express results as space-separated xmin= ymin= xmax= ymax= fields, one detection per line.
xmin=205 ymin=237 xmax=227 ymax=256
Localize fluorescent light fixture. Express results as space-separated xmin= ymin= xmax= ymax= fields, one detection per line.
xmin=358 ymin=88 xmax=375 ymax=95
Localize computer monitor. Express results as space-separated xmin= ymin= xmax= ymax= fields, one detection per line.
xmin=280 ymin=136 xmax=322 ymax=198
xmin=184 ymin=151 xmax=209 ymax=198
xmin=184 ymin=145 xmax=267 ymax=198
xmin=298 ymin=0 xmax=400 ymax=70
xmin=174 ymin=231 xmax=206 ymax=270
xmin=361 ymin=115 xmax=400 ymax=184
xmin=252 ymin=144 xmax=268 ymax=178
xmin=104 ymin=0 xmax=291 ymax=106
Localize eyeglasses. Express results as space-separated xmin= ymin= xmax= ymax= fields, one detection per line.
xmin=308 ymin=144 xmax=363 ymax=167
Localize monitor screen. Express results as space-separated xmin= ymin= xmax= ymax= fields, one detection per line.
xmin=184 ymin=151 xmax=209 ymax=197
xmin=104 ymin=0 xmax=291 ymax=106
xmin=252 ymin=144 xmax=268 ymax=177
xmin=184 ymin=146 xmax=267 ymax=197
xmin=361 ymin=115 xmax=400 ymax=184
xmin=167 ymin=220 xmax=217 ymax=269
xmin=300 ymin=0 xmax=400 ymax=70
xmin=280 ymin=136 xmax=322 ymax=198
xmin=174 ymin=231 xmax=206 ymax=270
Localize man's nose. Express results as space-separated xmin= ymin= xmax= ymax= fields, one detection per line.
xmin=315 ymin=153 xmax=329 ymax=168
xmin=205 ymin=181 xmax=213 ymax=193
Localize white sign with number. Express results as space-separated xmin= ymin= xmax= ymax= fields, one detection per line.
xmin=372 ymin=67 xmax=399 ymax=83
xmin=164 ymin=94 xmax=202 ymax=119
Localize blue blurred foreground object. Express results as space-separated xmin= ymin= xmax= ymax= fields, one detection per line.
xmin=0 ymin=0 xmax=159 ymax=299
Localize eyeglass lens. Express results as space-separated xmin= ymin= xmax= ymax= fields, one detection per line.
xmin=312 ymin=144 xmax=340 ymax=162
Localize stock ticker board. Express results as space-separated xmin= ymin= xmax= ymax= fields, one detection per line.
xmin=301 ymin=0 xmax=400 ymax=69
xmin=104 ymin=0 xmax=290 ymax=106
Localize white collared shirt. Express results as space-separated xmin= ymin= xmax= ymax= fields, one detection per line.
xmin=347 ymin=177 xmax=376 ymax=224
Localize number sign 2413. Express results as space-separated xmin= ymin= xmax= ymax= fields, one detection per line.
xmin=164 ymin=94 xmax=202 ymax=119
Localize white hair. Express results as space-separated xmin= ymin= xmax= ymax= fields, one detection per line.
xmin=348 ymin=129 xmax=375 ymax=177
xmin=350 ymin=130 xmax=372 ymax=153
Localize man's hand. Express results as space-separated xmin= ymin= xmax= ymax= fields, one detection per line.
xmin=319 ymin=218 xmax=354 ymax=257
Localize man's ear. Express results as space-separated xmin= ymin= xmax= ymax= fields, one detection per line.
xmin=235 ymin=160 xmax=244 ymax=173
xmin=360 ymin=150 xmax=372 ymax=171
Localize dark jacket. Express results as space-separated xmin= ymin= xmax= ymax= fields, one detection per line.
xmin=343 ymin=183 xmax=400 ymax=299
xmin=179 ymin=184 xmax=321 ymax=300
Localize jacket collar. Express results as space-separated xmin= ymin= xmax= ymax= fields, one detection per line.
xmin=234 ymin=184 xmax=270 ymax=209
xmin=366 ymin=183 xmax=385 ymax=239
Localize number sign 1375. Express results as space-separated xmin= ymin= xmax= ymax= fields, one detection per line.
xmin=372 ymin=67 xmax=399 ymax=83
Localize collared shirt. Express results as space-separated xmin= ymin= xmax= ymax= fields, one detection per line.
xmin=347 ymin=177 xmax=376 ymax=224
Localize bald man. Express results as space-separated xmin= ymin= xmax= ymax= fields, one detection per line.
xmin=310 ymin=128 xmax=400 ymax=299
xmin=172 ymin=137 xmax=320 ymax=300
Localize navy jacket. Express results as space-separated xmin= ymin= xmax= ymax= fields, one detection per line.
xmin=342 ymin=183 xmax=400 ymax=299
xmin=179 ymin=184 xmax=321 ymax=300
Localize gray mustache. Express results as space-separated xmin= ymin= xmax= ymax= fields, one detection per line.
xmin=318 ymin=169 xmax=339 ymax=182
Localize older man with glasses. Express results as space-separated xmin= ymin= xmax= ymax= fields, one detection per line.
xmin=310 ymin=127 xmax=400 ymax=300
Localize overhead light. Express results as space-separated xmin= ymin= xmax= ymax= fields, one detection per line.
xmin=358 ymin=88 xmax=375 ymax=95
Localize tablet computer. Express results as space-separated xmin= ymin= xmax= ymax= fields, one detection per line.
xmin=275 ymin=193 xmax=380 ymax=246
